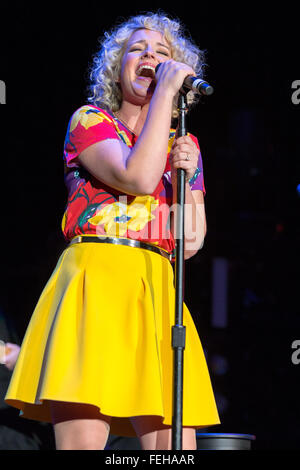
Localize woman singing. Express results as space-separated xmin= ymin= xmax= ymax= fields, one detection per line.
xmin=6 ymin=12 xmax=219 ymax=450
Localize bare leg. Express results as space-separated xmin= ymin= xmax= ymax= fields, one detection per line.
xmin=155 ymin=427 xmax=197 ymax=450
xmin=49 ymin=401 xmax=111 ymax=450
xmin=130 ymin=416 xmax=160 ymax=449
xmin=130 ymin=415 xmax=197 ymax=450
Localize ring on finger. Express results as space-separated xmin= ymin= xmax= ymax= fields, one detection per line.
xmin=185 ymin=154 xmax=191 ymax=161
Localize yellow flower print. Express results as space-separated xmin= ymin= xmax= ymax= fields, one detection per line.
xmin=168 ymin=131 xmax=176 ymax=153
xmin=88 ymin=196 xmax=159 ymax=237
xmin=112 ymin=120 xmax=132 ymax=147
xmin=70 ymin=106 xmax=113 ymax=133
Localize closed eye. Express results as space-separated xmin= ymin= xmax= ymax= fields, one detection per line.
xmin=157 ymin=50 xmax=169 ymax=56
xmin=129 ymin=46 xmax=170 ymax=57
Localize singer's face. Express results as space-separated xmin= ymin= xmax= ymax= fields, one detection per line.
xmin=119 ymin=29 xmax=171 ymax=105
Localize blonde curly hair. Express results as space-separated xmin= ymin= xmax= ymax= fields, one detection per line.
xmin=87 ymin=12 xmax=206 ymax=118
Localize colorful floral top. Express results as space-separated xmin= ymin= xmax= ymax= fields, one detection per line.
xmin=62 ymin=105 xmax=205 ymax=255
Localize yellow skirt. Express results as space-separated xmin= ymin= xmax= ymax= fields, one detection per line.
xmin=5 ymin=241 xmax=220 ymax=436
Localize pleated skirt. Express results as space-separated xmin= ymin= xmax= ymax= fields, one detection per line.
xmin=5 ymin=241 xmax=220 ymax=436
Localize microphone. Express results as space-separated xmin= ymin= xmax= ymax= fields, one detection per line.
xmin=155 ymin=63 xmax=214 ymax=96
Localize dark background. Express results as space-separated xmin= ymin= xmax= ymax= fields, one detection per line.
xmin=1 ymin=2 xmax=299 ymax=450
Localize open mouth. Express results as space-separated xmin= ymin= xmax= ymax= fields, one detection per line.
xmin=136 ymin=63 xmax=156 ymax=81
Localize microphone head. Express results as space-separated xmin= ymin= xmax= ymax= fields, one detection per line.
xmin=155 ymin=63 xmax=214 ymax=96
xmin=203 ymin=85 xmax=214 ymax=96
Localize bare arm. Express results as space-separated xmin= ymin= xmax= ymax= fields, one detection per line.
xmin=78 ymin=61 xmax=195 ymax=196
xmin=169 ymin=135 xmax=207 ymax=259
xmin=77 ymin=87 xmax=173 ymax=196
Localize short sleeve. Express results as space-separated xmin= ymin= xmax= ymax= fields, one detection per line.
xmin=188 ymin=134 xmax=206 ymax=195
xmin=63 ymin=105 xmax=120 ymax=168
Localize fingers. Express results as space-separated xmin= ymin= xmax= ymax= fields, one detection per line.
xmin=172 ymin=144 xmax=194 ymax=159
xmin=157 ymin=60 xmax=195 ymax=79
xmin=172 ymin=135 xmax=197 ymax=151
xmin=174 ymin=135 xmax=194 ymax=144
xmin=171 ymin=159 xmax=194 ymax=172
xmin=170 ymin=135 xmax=199 ymax=181
xmin=171 ymin=136 xmax=198 ymax=161
xmin=156 ymin=60 xmax=195 ymax=96
xmin=170 ymin=149 xmax=197 ymax=173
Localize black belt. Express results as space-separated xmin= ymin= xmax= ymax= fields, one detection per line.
xmin=69 ymin=235 xmax=172 ymax=261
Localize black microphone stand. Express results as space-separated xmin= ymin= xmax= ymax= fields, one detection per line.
xmin=171 ymin=83 xmax=213 ymax=449
xmin=171 ymin=91 xmax=188 ymax=450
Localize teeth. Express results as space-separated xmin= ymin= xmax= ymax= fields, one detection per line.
xmin=136 ymin=65 xmax=155 ymax=77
